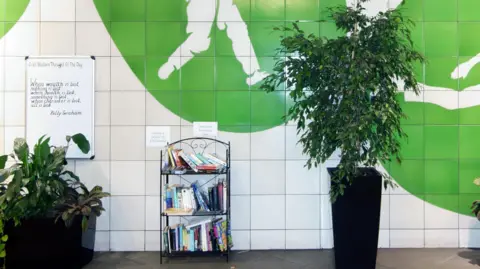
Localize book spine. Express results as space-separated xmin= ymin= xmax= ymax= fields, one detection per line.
xmin=189 ymin=153 xmax=203 ymax=166
xmin=223 ymin=182 xmax=227 ymax=212
xmin=221 ymin=221 xmax=228 ymax=251
xmin=179 ymin=151 xmax=198 ymax=172
xmin=168 ymin=147 xmax=176 ymax=168
xmin=204 ymin=153 xmax=226 ymax=166
xmin=218 ymin=183 xmax=223 ymax=211
xmin=212 ymin=185 xmax=218 ymax=211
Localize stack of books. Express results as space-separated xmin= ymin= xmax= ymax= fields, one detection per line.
xmin=165 ymin=147 xmax=227 ymax=173
xmin=163 ymin=180 xmax=228 ymax=215
xmin=162 ymin=218 xmax=233 ymax=253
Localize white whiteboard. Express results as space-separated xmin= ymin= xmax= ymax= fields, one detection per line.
xmin=25 ymin=56 xmax=95 ymax=159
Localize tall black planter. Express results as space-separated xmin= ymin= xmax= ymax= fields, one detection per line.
xmin=328 ymin=167 xmax=382 ymax=269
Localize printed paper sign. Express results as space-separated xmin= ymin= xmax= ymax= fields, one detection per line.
xmin=146 ymin=126 xmax=171 ymax=147
xmin=193 ymin=122 xmax=218 ymax=137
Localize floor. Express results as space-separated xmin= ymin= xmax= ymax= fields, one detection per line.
xmin=83 ymin=249 xmax=480 ymax=269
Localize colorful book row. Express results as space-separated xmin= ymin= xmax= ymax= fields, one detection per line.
xmin=166 ymin=147 xmax=227 ymax=173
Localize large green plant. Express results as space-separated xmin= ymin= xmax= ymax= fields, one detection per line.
xmin=260 ymin=0 xmax=425 ymax=201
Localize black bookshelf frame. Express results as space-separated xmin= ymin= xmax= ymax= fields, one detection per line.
xmin=160 ymin=137 xmax=231 ymax=264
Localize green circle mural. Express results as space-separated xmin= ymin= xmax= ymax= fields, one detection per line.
xmin=0 ymin=0 xmax=30 ymax=39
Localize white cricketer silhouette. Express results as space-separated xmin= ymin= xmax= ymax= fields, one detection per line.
xmin=158 ymin=0 xmax=269 ymax=86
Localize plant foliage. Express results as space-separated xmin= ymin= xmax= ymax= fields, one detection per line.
xmin=260 ymin=0 xmax=425 ymax=201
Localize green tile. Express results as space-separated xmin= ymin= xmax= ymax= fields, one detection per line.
xmin=111 ymin=22 xmax=146 ymax=56
xmin=459 ymin=0 xmax=480 ymax=21
xmin=410 ymin=23 xmax=424 ymax=56
xmin=216 ymin=91 xmax=251 ymax=125
xmin=146 ymin=57 xmax=180 ymax=91
xmin=215 ymin=57 xmax=249 ymax=91
xmin=251 ymin=91 xmax=285 ymax=126
xmin=424 ymin=126 xmax=459 ymax=159
xmin=249 ymin=22 xmax=285 ymax=57
xmin=235 ymin=0 xmax=251 ymax=21
xmin=459 ymin=56 xmax=480 ymax=91
xmin=396 ymin=0 xmax=423 ymax=21
xmin=425 ymin=57 xmax=459 ymax=90
xmin=146 ymin=0 xmax=186 ymax=21
xmin=459 ymin=23 xmax=480 ymax=57
xmin=149 ymin=90 xmax=180 ymax=117
xmin=216 ymin=22 xmax=250 ymax=57
xmin=124 ymin=57 xmax=146 ymax=85
xmin=459 ymin=159 xmax=480 ymax=194
xmin=219 ymin=125 xmax=251 ymax=133
xmin=0 ymin=0 xmax=5 ymax=21
xmin=425 ymin=160 xmax=459 ymax=194
xmin=251 ymin=0 xmax=285 ymax=21
xmin=459 ymin=194 xmax=479 ymax=216
xmin=319 ymin=0 xmax=346 ymax=21
xmin=181 ymin=91 xmax=215 ymax=122
xmin=5 ymin=0 xmax=28 ymax=21
xmin=286 ymin=0 xmax=319 ymax=21
xmin=399 ymin=125 xmax=424 ymax=159
xmin=425 ymin=194 xmax=459 ymax=214
xmin=397 ymin=94 xmax=424 ymax=125
xmin=459 ymin=126 xmax=480 ymax=158
xmin=390 ymin=160 xmax=425 ymax=195
xmin=146 ymin=22 xmax=185 ymax=56
xmin=286 ymin=22 xmax=320 ymax=38
xmin=424 ymin=22 xmax=457 ymax=57
xmin=181 ymin=57 xmax=214 ymax=91
xmin=111 ymin=0 xmax=146 ymax=21
xmin=320 ymin=22 xmax=345 ymax=40
xmin=251 ymin=57 xmax=285 ymax=91
xmin=93 ymin=0 xmax=111 ymax=22
xmin=459 ymin=102 xmax=480 ymax=124
xmin=424 ymin=0 xmax=457 ymax=21
xmin=425 ymin=98 xmax=458 ymax=124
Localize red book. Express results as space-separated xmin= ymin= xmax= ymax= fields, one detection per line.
xmin=218 ymin=183 xmax=223 ymax=211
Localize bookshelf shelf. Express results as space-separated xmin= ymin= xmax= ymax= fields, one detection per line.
xmin=160 ymin=137 xmax=231 ymax=264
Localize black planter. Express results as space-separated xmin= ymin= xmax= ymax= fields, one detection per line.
xmin=80 ymin=215 xmax=97 ymax=266
xmin=328 ymin=167 xmax=382 ymax=269
xmin=2 ymin=216 xmax=84 ymax=269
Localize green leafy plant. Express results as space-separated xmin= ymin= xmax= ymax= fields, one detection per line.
xmin=0 ymin=134 xmax=108 ymax=267
xmin=471 ymin=178 xmax=480 ymax=220
xmin=260 ymin=0 xmax=425 ymax=202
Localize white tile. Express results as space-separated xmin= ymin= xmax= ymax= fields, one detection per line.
xmin=94 ymin=126 xmax=110 ymax=160
xmin=94 ymin=231 xmax=110 ymax=251
xmin=96 ymin=197 xmax=110 ymax=231
xmin=231 ymin=231 xmax=250 ymax=250
xmin=111 ymin=91 xmax=146 ymax=125
xmin=460 ymin=91 xmax=480 ymax=109
xmin=251 ymin=161 xmax=285 ymax=195
xmin=111 ymin=57 xmax=145 ymax=91
xmin=251 ymin=195 xmax=285 ymax=230
xmin=285 ymin=126 xmax=307 ymax=160
xmin=75 ymin=160 xmax=110 ymax=192
xmin=0 ymin=127 xmax=5 ymax=155
xmin=40 ymin=22 xmax=75 ymax=55
xmin=4 ymin=92 xmax=24 ymax=125
xmin=390 ymin=230 xmax=424 ymax=248
xmin=378 ymin=230 xmax=390 ymax=248
xmin=459 ymin=214 xmax=480 ymax=229
xmin=146 ymin=196 xmax=160 ymax=230
xmin=361 ymin=0 xmax=388 ymax=17
xmin=231 ymin=195 xmax=250 ymax=230
xmin=251 ymin=230 xmax=285 ymax=250
xmin=5 ymin=22 xmax=39 ymax=56
xmin=41 ymin=0 xmax=75 ymax=21
xmin=146 ymin=161 xmax=161 ymax=196
xmin=111 ymin=161 xmax=146 ymax=195
xmin=425 ymin=201 xmax=459 ymax=229
xmin=251 ymin=126 xmax=285 ymax=160
xmin=321 ymin=229 xmax=333 ymax=249
xmin=380 ymin=195 xmax=389 ymax=229
xmin=110 ymin=196 xmax=145 ymax=230
xmin=111 ymin=126 xmax=145 ymax=160
xmin=146 ymin=231 xmax=160 ymax=251
xmin=424 ymin=90 xmax=458 ymax=110
xmin=4 ymin=127 xmax=25 ymax=155
xmin=390 ymin=195 xmax=424 ymax=229
xmin=286 ymin=195 xmax=320 ymax=229
xmin=320 ymin=195 xmax=333 ymax=230
xmin=286 ymin=160 xmax=320 ymax=195
xmin=110 ymin=231 xmax=145 ymax=251
xmin=460 ymin=229 xmax=480 ymax=248
xmin=5 ymin=57 xmax=26 ymax=92
xmin=0 ymin=58 xmax=4 ymax=90
xmin=76 ymin=22 xmax=110 ymax=56
xmin=19 ymin=0 xmax=40 ymax=21
xmin=320 ymin=160 xmax=338 ymax=194
xmin=230 ymin=161 xmax=250 ymax=195
xmin=146 ymin=126 xmax=180 ymax=161
xmin=286 ymin=230 xmax=320 ymax=249
xmin=76 ymin=0 xmax=102 ymax=21
xmin=95 ymin=57 xmax=110 ymax=91
xmin=215 ymin=131 xmax=250 ymax=160
xmin=146 ymin=92 xmax=180 ymax=125
xmin=425 ymin=230 xmax=458 ymax=248
xmin=95 ymin=91 xmax=110 ymax=125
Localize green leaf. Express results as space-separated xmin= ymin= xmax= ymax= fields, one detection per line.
xmin=13 ymin=138 xmax=29 ymax=163
xmin=2 ymin=235 xmax=8 ymax=242
xmin=0 ymin=249 xmax=5 ymax=258
xmin=0 ymin=155 xmax=8 ymax=170
xmin=474 ymin=178 xmax=480 ymax=186
xmin=81 ymin=216 xmax=88 ymax=232
xmin=71 ymin=133 xmax=90 ymax=154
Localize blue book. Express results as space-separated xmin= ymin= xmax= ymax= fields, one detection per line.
xmin=189 ymin=230 xmax=195 ymax=251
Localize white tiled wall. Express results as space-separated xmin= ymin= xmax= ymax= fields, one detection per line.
xmin=1 ymin=0 xmax=480 ymax=252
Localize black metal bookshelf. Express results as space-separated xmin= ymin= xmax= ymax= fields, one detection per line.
xmin=160 ymin=137 xmax=231 ymax=264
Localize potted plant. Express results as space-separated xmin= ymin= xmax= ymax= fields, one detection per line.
xmin=0 ymin=134 xmax=109 ymax=269
xmin=260 ymin=1 xmax=425 ymax=268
